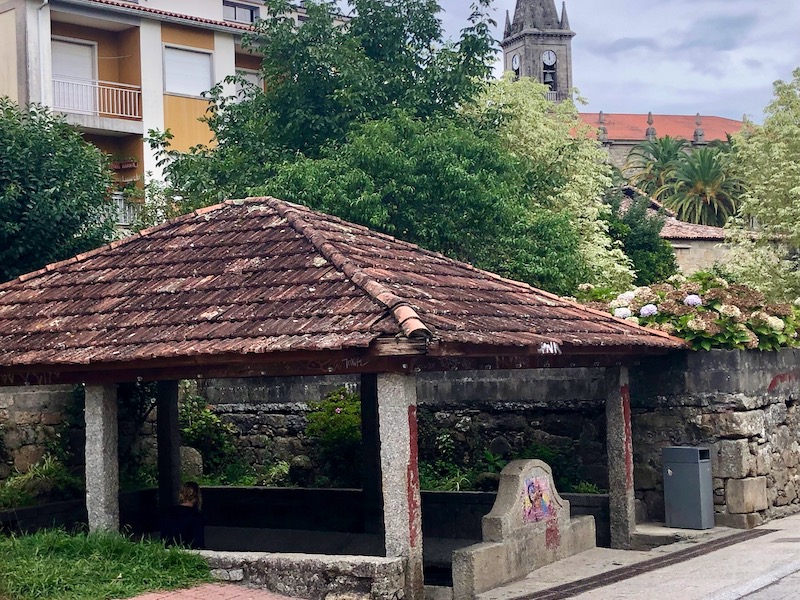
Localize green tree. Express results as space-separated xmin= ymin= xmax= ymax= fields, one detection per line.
xmin=604 ymin=189 xmax=678 ymax=285
xmin=465 ymin=76 xmax=633 ymax=289
xmin=624 ymin=136 xmax=688 ymax=198
xmin=0 ymin=99 xmax=115 ymax=282
xmin=658 ymin=146 xmax=742 ymax=227
xmin=726 ymin=67 xmax=800 ymax=300
xmin=261 ymin=111 xmax=589 ymax=295
xmin=150 ymin=0 xmax=498 ymax=212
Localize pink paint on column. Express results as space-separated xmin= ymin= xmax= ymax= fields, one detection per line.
xmin=621 ymin=383 xmax=633 ymax=490
xmin=406 ymin=404 xmax=421 ymax=548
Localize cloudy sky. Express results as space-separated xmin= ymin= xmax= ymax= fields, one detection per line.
xmin=436 ymin=0 xmax=800 ymax=122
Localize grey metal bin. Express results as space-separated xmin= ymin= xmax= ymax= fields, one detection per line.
xmin=662 ymin=446 xmax=714 ymax=529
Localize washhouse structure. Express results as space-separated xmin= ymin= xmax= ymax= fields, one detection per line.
xmin=0 ymin=197 xmax=684 ymax=599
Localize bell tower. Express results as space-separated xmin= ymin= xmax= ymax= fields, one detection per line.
xmin=501 ymin=0 xmax=575 ymax=101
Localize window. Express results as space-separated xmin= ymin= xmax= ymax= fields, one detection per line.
xmin=223 ymin=1 xmax=259 ymax=24
xmin=164 ymin=47 xmax=213 ymax=97
xmin=235 ymin=69 xmax=262 ymax=96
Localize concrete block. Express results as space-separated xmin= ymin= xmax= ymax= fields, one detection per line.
xmin=712 ymin=439 xmax=753 ymax=479
xmin=715 ymin=512 xmax=763 ymax=529
xmin=727 ymin=477 xmax=768 ymax=514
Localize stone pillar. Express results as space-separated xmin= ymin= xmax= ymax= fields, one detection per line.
xmin=157 ymin=380 xmax=181 ymax=510
xmin=606 ymin=366 xmax=635 ymax=549
xmin=376 ymin=373 xmax=423 ymax=600
xmin=84 ymin=384 xmax=119 ymax=532
xmin=360 ymin=374 xmax=384 ymax=536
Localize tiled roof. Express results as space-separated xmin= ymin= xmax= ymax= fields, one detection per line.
xmin=580 ymin=113 xmax=742 ymax=143
xmin=621 ymin=187 xmax=726 ymax=241
xmin=74 ymin=0 xmax=253 ymax=31
xmin=0 ymin=198 xmax=683 ymax=377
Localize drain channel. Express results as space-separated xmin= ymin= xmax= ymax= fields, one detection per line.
xmin=516 ymin=528 xmax=776 ymax=600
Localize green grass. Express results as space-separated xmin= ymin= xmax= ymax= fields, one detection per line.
xmin=0 ymin=530 xmax=211 ymax=600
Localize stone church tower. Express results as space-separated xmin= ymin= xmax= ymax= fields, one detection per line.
xmin=501 ymin=0 xmax=575 ymax=100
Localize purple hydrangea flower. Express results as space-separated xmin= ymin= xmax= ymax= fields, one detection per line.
xmin=684 ymin=294 xmax=703 ymax=307
xmin=640 ymin=304 xmax=658 ymax=318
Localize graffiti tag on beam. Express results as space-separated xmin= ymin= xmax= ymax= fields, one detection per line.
xmin=538 ymin=342 xmax=562 ymax=356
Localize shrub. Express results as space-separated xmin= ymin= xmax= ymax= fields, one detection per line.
xmin=178 ymin=396 xmax=239 ymax=475
xmin=305 ymin=387 xmax=362 ymax=488
xmin=0 ymin=455 xmax=83 ymax=511
xmin=602 ymin=272 xmax=800 ymax=351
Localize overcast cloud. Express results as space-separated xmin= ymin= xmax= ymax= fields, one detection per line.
xmin=435 ymin=0 xmax=800 ymax=122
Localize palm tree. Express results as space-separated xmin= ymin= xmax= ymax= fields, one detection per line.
xmin=657 ymin=146 xmax=743 ymax=227
xmin=623 ymin=136 xmax=688 ymax=199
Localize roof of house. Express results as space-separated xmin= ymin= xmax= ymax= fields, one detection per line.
xmin=580 ymin=113 xmax=743 ymax=143
xmin=65 ymin=0 xmax=254 ymax=32
xmin=621 ymin=187 xmax=727 ymax=241
xmin=0 ymin=198 xmax=683 ymax=383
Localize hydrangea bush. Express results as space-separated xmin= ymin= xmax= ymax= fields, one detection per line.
xmin=581 ymin=273 xmax=800 ymax=351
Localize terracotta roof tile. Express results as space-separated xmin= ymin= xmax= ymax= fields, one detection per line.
xmin=0 ymin=197 xmax=684 ymax=373
xmin=76 ymin=0 xmax=253 ymax=32
xmin=580 ymin=113 xmax=742 ymax=142
xmin=621 ymin=187 xmax=727 ymax=241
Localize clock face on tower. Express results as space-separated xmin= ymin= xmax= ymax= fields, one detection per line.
xmin=542 ymin=50 xmax=557 ymax=66
xmin=511 ymin=53 xmax=521 ymax=71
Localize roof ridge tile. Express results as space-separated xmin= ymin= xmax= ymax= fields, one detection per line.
xmin=268 ymin=198 xmax=432 ymax=341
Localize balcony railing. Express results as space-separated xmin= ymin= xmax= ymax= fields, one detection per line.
xmin=53 ymin=77 xmax=142 ymax=120
xmin=545 ymin=90 xmax=569 ymax=102
xmin=112 ymin=191 xmax=140 ymax=227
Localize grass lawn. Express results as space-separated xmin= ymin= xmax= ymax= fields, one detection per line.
xmin=0 ymin=529 xmax=211 ymax=600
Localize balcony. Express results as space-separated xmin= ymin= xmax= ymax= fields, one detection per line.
xmin=52 ymin=77 xmax=143 ymax=135
xmin=112 ymin=191 xmax=140 ymax=228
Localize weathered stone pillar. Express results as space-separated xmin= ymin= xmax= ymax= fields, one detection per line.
xmin=606 ymin=366 xmax=635 ymax=549
xmin=360 ymin=374 xmax=384 ymax=536
xmin=157 ymin=380 xmax=181 ymax=510
xmin=376 ymin=373 xmax=423 ymax=600
xmin=85 ymin=384 xmax=119 ymax=532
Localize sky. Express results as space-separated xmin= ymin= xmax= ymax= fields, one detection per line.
xmin=436 ymin=0 xmax=800 ymax=122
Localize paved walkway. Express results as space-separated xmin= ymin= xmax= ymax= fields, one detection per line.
xmin=133 ymin=515 xmax=800 ymax=600
xmin=131 ymin=583 xmax=295 ymax=599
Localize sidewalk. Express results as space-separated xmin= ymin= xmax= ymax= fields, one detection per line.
xmin=480 ymin=514 xmax=800 ymax=600
xmin=130 ymin=583 xmax=295 ymax=599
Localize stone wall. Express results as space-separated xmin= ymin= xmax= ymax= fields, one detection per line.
xmin=0 ymin=384 xmax=156 ymax=484
xmin=201 ymin=369 xmax=610 ymax=489
xmin=0 ymin=385 xmax=74 ymax=478
xmin=630 ymin=348 xmax=800 ymax=528
xmin=670 ymin=240 xmax=729 ymax=275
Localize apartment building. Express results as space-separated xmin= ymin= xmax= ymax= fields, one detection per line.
xmin=0 ymin=0 xmax=303 ymax=224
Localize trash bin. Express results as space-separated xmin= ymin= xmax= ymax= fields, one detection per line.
xmin=662 ymin=446 xmax=714 ymax=529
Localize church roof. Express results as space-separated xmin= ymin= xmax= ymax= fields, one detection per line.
xmin=0 ymin=197 xmax=683 ymax=384
xmin=580 ymin=113 xmax=742 ymax=143
xmin=507 ymin=0 xmax=571 ymax=36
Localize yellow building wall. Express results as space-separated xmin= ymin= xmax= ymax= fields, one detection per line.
xmin=161 ymin=23 xmax=214 ymax=50
xmin=84 ymin=133 xmax=145 ymax=187
xmin=235 ymin=53 xmax=260 ymax=71
xmin=0 ymin=9 xmax=18 ymax=102
xmin=161 ymin=24 xmax=215 ymax=152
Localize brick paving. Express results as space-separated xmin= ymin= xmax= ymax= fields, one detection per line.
xmin=130 ymin=583 xmax=296 ymax=599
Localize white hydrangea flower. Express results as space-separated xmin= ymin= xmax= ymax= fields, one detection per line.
xmin=766 ymin=316 xmax=785 ymax=332
xmin=625 ymin=316 xmax=640 ymax=326
xmin=614 ymin=307 xmax=632 ymax=319
xmin=686 ymin=317 xmax=707 ymax=332
xmin=719 ymin=304 xmax=742 ymax=319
